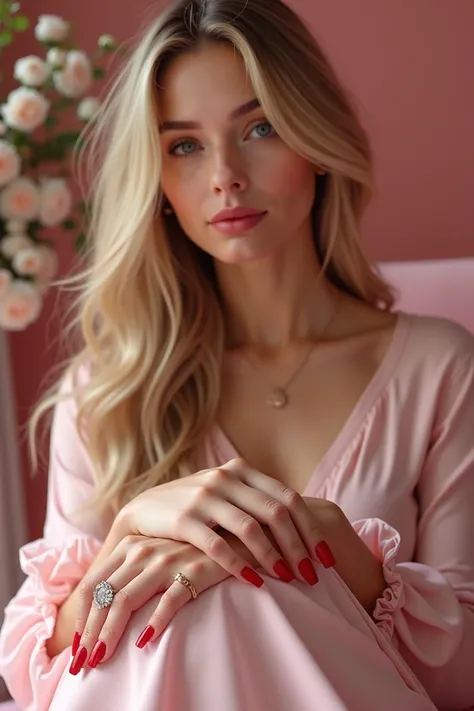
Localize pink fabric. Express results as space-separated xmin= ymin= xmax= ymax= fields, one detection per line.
xmin=1 ymin=313 xmax=473 ymax=710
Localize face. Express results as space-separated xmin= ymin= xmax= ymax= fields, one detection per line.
xmin=158 ymin=42 xmax=317 ymax=264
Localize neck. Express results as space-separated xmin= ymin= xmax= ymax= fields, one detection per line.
xmin=215 ymin=239 xmax=339 ymax=353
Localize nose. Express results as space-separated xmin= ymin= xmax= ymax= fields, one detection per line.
xmin=210 ymin=145 xmax=248 ymax=195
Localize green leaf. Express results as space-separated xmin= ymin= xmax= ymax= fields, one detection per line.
xmin=10 ymin=14 xmax=28 ymax=30
xmin=62 ymin=219 xmax=76 ymax=230
xmin=0 ymin=29 xmax=13 ymax=47
xmin=45 ymin=115 xmax=59 ymax=129
xmin=93 ymin=66 xmax=105 ymax=79
xmin=55 ymin=131 xmax=80 ymax=149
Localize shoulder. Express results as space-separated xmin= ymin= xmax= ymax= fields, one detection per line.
xmin=401 ymin=312 xmax=474 ymax=374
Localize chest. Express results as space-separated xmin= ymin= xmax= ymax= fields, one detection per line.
xmin=217 ymin=336 xmax=386 ymax=495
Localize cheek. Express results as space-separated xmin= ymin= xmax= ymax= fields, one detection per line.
xmin=259 ymin=151 xmax=315 ymax=203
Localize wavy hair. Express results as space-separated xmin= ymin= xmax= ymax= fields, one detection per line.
xmin=29 ymin=0 xmax=394 ymax=523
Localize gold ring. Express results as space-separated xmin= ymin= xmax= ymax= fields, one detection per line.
xmin=174 ymin=572 xmax=198 ymax=599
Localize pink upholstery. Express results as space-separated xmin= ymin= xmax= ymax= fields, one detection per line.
xmin=0 ymin=258 xmax=472 ymax=711
xmin=379 ymin=258 xmax=474 ymax=333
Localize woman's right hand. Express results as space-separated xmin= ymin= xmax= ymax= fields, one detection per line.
xmin=119 ymin=457 xmax=324 ymax=587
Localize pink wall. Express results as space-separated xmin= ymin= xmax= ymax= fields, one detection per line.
xmin=7 ymin=0 xmax=474 ymax=540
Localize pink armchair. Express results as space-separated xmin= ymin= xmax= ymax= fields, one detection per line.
xmin=0 ymin=257 xmax=473 ymax=710
xmin=379 ymin=257 xmax=474 ymax=334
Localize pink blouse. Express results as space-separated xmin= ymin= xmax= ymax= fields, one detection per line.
xmin=0 ymin=312 xmax=473 ymax=710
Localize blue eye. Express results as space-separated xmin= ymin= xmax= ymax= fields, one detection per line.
xmin=250 ymin=121 xmax=275 ymax=139
xmin=169 ymin=140 xmax=198 ymax=156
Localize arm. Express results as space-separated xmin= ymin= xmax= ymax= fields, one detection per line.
xmin=0 ymin=365 xmax=113 ymax=710
xmin=356 ymin=343 xmax=474 ymax=710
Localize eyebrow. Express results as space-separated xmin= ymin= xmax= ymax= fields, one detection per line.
xmin=159 ymin=98 xmax=261 ymax=133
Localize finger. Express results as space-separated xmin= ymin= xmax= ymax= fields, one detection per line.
xmin=225 ymin=479 xmax=314 ymax=582
xmin=175 ymin=516 xmax=265 ymax=588
xmin=135 ymin=578 xmax=195 ymax=647
xmin=203 ymin=496 xmax=296 ymax=583
xmin=221 ymin=460 xmax=321 ymax=585
xmin=135 ymin=559 xmax=228 ymax=647
xmin=71 ymin=547 xmax=127 ymax=654
xmin=70 ymin=562 xmax=139 ymax=674
xmin=89 ymin=566 xmax=170 ymax=666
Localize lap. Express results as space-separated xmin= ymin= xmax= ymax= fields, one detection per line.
xmin=50 ymin=569 xmax=435 ymax=711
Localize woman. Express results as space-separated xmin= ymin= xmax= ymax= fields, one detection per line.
xmin=0 ymin=0 xmax=473 ymax=709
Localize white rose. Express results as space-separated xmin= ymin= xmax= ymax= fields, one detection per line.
xmin=0 ymin=140 xmax=21 ymax=187
xmin=34 ymin=15 xmax=69 ymax=44
xmin=0 ymin=280 xmax=42 ymax=331
xmin=5 ymin=219 xmax=27 ymax=234
xmin=98 ymin=34 xmax=116 ymax=50
xmin=46 ymin=47 xmax=67 ymax=68
xmin=0 ymin=234 xmax=34 ymax=259
xmin=53 ymin=51 xmax=92 ymax=99
xmin=38 ymin=178 xmax=72 ymax=226
xmin=0 ymin=178 xmax=40 ymax=220
xmin=0 ymin=269 xmax=12 ymax=298
xmin=12 ymin=247 xmax=44 ymax=276
xmin=35 ymin=245 xmax=59 ymax=293
xmin=77 ymin=97 xmax=100 ymax=122
xmin=0 ymin=121 xmax=6 ymax=137
xmin=2 ymin=87 xmax=50 ymax=133
xmin=14 ymin=56 xmax=50 ymax=88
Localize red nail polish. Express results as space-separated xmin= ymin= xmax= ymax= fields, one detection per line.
xmin=273 ymin=559 xmax=295 ymax=583
xmin=241 ymin=566 xmax=264 ymax=588
xmin=69 ymin=645 xmax=87 ymax=675
xmin=88 ymin=640 xmax=106 ymax=668
xmin=316 ymin=541 xmax=336 ymax=568
xmin=136 ymin=625 xmax=155 ymax=649
xmin=298 ymin=558 xmax=319 ymax=586
xmin=71 ymin=631 xmax=81 ymax=657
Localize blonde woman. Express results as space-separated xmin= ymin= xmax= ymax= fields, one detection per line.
xmin=1 ymin=1 xmax=473 ymax=709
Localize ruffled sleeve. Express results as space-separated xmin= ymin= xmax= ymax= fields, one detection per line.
xmin=354 ymin=518 xmax=464 ymax=666
xmin=0 ymin=535 xmax=101 ymax=711
xmin=0 ymin=364 xmax=107 ymax=711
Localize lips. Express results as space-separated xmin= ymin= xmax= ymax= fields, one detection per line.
xmin=210 ymin=207 xmax=266 ymax=223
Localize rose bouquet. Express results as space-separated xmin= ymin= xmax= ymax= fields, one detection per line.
xmin=0 ymin=3 xmax=117 ymax=330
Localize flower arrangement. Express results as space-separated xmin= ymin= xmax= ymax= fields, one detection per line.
xmin=0 ymin=3 xmax=118 ymax=330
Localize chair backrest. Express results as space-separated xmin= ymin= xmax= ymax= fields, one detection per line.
xmin=378 ymin=258 xmax=474 ymax=334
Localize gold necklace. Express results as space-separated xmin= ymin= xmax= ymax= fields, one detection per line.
xmin=244 ymin=294 xmax=340 ymax=409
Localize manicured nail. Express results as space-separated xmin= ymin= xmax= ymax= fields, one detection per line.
xmin=71 ymin=631 xmax=81 ymax=657
xmin=273 ymin=559 xmax=295 ymax=583
xmin=241 ymin=566 xmax=264 ymax=588
xmin=298 ymin=558 xmax=319 ymax=586
xmin=136 ymin=625 xmax=155 ymax=649
xmin=69 ymin=645 xmax=88 ymax=675
xmin=88 ymin=640 xmax=106 ymax=668
xmin=316 ymin=541 xmax=336 ymax=568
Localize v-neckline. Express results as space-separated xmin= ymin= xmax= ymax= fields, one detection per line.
xmin=210 ymin=311 xmax=413 ymax=497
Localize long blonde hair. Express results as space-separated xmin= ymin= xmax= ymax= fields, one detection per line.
xmin=29 ymin=0 xmax=394 ymax=523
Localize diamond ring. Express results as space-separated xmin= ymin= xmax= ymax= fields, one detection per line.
xmin=93 ymin=580 xmax=116 ymax=609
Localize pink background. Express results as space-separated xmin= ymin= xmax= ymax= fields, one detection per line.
xmin=5 ymin=0 xmax=474 ymax=540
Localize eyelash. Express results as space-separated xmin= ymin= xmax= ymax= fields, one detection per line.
xmin=168 ymin=120 xmax=275 ymax=157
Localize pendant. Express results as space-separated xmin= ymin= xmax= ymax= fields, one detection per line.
xmin=266 ymin=388 xmax=288 ymax=409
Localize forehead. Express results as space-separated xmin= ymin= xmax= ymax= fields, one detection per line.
xmin=157 ymin=42 xmax=255 ymax=120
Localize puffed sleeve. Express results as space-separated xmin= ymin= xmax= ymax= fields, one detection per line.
xmin=355 ymin=344 xmax=474 ymax=711
xmin=0 ymin=364 xmax=105 ymax=711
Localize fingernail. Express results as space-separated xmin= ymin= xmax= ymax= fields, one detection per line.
xmin=241 ymin=566 xmax=264 ymax=588
xmin=71 ymin=631 xmax=81 ymax=657
xmin=273 ymin=559 xmax=295 ymax=583
xmin=316 ymin=541 xmax=336 ymax=568
xmin=88 ymin=640 xmax=106 ymax=668
xmin=69 ymin=645 xmax=88 ymax=675
xmin=136 ymin=625 xmax=155 ymax=649
xmin=298 ymin=558 xmax=319 ymax=586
